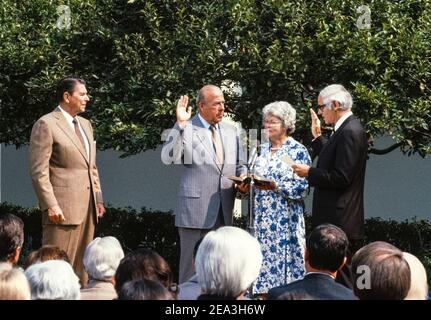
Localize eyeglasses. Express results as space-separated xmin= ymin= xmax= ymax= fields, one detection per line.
xmin=317 ymin=102 xmax=331 ymax=111
xmin=263 ymin=120 xmax=283 ymax=126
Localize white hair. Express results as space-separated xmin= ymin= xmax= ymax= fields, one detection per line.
xmin=83 ymin=236 xmax=124 ymax=281
xmin=319 ymin=84 xmax=353 ymax=111
xmin=196 ymin=226 xmax=262 ymax=298
xmin=262 ymin=101 xmax=296 ymax=134
xmin=0 ymin=262 xmax=31 ymax=300
xmin=25 ymin=260 xmax=80 ymax=300
xmin=403 ymin=252 xmax=429 ymax=300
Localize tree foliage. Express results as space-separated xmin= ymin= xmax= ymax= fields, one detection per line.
xmin=0 ymin=0 xmax=430 ymax=157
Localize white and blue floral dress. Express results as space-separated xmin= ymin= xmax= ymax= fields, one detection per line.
xmin=252 ymin=137 xmax=311 ymax=294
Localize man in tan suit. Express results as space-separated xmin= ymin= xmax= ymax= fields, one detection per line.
xmin=29 ymin=77 xmax=105 ymax=286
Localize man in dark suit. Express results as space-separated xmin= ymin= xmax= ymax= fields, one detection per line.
xmin=29 ymin=77 xmax=105 ymax=286
xmin=268 ymin=224 xmax=356 ymax=300
xmin=293 ymin=84 xmax=368 ymax=287
xmin=162 ymin=85 xmax=246 ymax=283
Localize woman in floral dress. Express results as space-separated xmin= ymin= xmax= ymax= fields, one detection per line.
xmin=252 ymin=101 xmax=311 ymax=295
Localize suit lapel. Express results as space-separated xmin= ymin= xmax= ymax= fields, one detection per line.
xmin=53 ymin=108 xmax=89 ymax=165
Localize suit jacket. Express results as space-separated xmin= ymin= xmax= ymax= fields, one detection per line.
xmin=80 ymin=280 xmax=117 ymax=300
xmin=29 ymin=107 xmax=103 ymax=225
xmin=268 ymin=273 xmax=357 ymax=300
xmin=178 ymin=274 xmax=201 ymax=300
xmin=163 ymin=115 xmax=246 ymax=228
xmin=308 ymin=115 xmax=368 ymax=240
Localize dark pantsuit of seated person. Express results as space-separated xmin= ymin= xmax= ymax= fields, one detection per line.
xmin=352 ymin=241 xmax=411 ymax=300
xmin=195 ymin=226 xmax=262 ymax=300
xmin=162 ymin=85 xmax=246 ymax=283
xmin=268 ymin=224 xmax=356 ymax=300
xmin=293 ymin=84 xmax=368 ymax=288
xmin=237 ymin=101 xmax=311 ymax=295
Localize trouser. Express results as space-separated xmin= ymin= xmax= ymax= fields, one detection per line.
xmin=178 ymin=208 xmax=225 ymax=284
xmin=335 ymin=239 xmax=363 ymax=289
xmin=42 ymin=200 xmax=96 ymax=287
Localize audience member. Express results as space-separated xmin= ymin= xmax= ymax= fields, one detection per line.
xmin=0 ymin=262 xmax=31 ymax=300
xmin=24 ymin=245 xmax=70 ymax=269
xmin=118 ymin=279 xmax=174 ymax=300
xmin=352 ymin=241 xmax=410 ymax=300
xmin=195 ymin=226 xmax=262 ymax=300
xmin=115 ymin=248 xmax=176 ymax=298
xmin=25 ymin=260 xmax=81 ymax=300
xmin=0 ymin=213 xmax=24 ymax=265
xmin=403 ymin=252 xmax=428 ymax=300
xmin=81 ymin=236 xmax=124 ymax=300
xmin=268 ymin=224 xmax=356 ymax=300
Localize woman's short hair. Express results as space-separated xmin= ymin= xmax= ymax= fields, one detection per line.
xmin=319 ymin=84 xmax=353 ymax=111
xmin=83 ymin=236 xmax=124 ymax=281
xmin=195 ymin=226 xmax=262 ymax=298
xmin=0 ymin=262 xmax=31 ymax=300
xmin=262 ymin=101 xmax=296 ymax=135
xmin=24 ymin=245 xmax=70 ymax=269
xmin=25 ymin=260 xmax=81 ymax=300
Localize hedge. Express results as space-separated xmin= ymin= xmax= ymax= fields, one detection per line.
xmin=1 ymin=201 xmax=430 ymax=285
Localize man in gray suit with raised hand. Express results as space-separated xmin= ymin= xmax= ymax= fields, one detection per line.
xmin=163 ymin=85 xmax=246 ymax=283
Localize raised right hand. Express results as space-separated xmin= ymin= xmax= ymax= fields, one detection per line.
xmin=310 ymin=108 xmax=321 ymax=138
xmin=47 ymin=205 xmax=66 ymax=223
xmin=176 ymin=95 xmax=192 ymax=127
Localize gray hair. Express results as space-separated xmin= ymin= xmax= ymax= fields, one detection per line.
xmin=25 ymin=260 xmax=80 ymax=300
xmin=83 ymin=236 xmax=124 ymax=281
xmin=196 ymin=226 xmax=262 ymax=298
xmin=0 ymin=262 xmax=31 ymax=300
xmin=262 ymin=101 xmax=296 ymax=135
xmin=319 ymin=84 xmax=353 ymax=111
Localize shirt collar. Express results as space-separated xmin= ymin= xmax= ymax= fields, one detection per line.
xmin=198 ymin=113 xmax=220 ymax=130
xmin=306 ymin=271 xmax=336 ymax=280
xmin=58 ymin=105 xmax=76 ymax=124
xmin=334 ymin=111 xmax=353 ymax=132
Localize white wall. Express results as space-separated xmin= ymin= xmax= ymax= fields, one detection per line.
xmin=1 ymin=136 xmax=430 ymax=221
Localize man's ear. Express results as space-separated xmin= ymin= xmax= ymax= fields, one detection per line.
xmin=10 ymin=246 xmax=21 ymax=265
xmin=63 ymin=91 xmax=70 ymax=103
xmin=333 ymin=101 xmax=341 ymax=111
xmin=339 ymin=256 xmax=348 ymax=270
xmin=304 ymin=248 xmax=309 ymax=262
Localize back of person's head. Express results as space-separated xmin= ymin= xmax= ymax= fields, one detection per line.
xmin=114 ymin=248 xmax=173 ymax=294
xmin=24 ymin=245 xmax=70 ymax=269
xmin=319 ymin=84 xmax=353 ymax=110
xmin=0 ymin=262 xmax=31 ymax=300
xmin=352 ymin=241 xmax=410 ymax=300
xmin=118 ymin=279 xmax=175 ymax=300
xmin=195 ymin=226 xmax=262 ymax=298
xmin=83 ymin=236 xmax=124 ymax=282
xmin=0 ymin=213 xmax=24 ymax=264
xmin=25 ymin=260 xmax=80 ymax=300
xmin=306 ymin=224 xmax=349 ymax=272
xmin=403 ymin=252 xmax=429 ymax=300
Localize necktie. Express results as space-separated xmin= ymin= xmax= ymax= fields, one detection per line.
xmin=210 ymin=125 xmax=224 ymax=165
xmin=72 ymin=118 xmax=86 ymax=151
